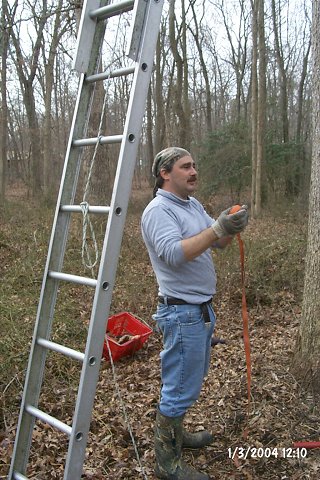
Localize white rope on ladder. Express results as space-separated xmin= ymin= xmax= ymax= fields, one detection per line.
xmin=80 ymin=23 xmax=120 ymax=273
xmin=104 ymin=339 xmax=148 ymax=480
xmin=80 ymin=200 xmax=99 ymax=273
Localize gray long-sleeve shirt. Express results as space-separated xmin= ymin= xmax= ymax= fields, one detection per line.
xmin=141 ymin=189 xmax=217 ymax=304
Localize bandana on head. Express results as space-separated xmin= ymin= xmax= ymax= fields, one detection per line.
xmin=152 ymin=147 xmax=191 ymax=177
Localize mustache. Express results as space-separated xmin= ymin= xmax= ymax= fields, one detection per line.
xmin=188 ymin=175 xmax=197 ymax=181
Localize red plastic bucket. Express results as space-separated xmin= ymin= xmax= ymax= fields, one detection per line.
xmin=103 ymin=312 xmax=152 ymax=362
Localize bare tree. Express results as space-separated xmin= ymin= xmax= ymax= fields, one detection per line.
xmin=39 ymin=0 xmax=70 ymax=197
xmin=168 ymin=0 xmax=191 ymax=149
xmin=0 ymin=0 xmax=9 ymax=202
xmin=251 ymin=0 xmax=258 ymax=216
xmin=215 ymin=0 xmax=250 ymax=123
xmin=188 ymin=0 xmax=213 ymax=133
xmin=9 ymin=0 xmax=48 ymax=196
xmin=271 ymin=0 xmax=289 ymax=143
xmin=296 ymin=31 xmax=312 ymax=146
xmin=294 ymin=0 xmax=320 ymax=393
xmin=154 ymin=21 xmax=168 ymax=154
xmin=251 ymin=0 xmax=266 ymax=218
xmin=257 ymin=0 xmax=266 ymax=211
xmin=295 ymin=8 xmax=312 ymax=199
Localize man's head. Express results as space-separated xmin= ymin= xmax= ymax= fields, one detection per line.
xmin=152 ymin=147 xmax=197 ymax=199
xmin=152 ymin=147 xmax=191 ymax=178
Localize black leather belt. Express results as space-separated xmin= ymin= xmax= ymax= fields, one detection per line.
xmin=158 ymin=296 xmax=188 ymax=305
xmin=158 ymin=296 xmax=212 ymax=323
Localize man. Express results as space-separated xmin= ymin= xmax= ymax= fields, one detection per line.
xmin=141 ymin=147 xmax=248 ymax=480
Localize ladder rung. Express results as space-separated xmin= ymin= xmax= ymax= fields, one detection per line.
xmin=72 ymin=134 xmax=123 ymax=147
xmin=37 ymin=338 xmax=85 ymax=362
xmin=25 ymin=405 xmax=72 ymax=436
xmin=89 ymin=0 xmax=134 ymax=20
xmin=13 ymin=473 xmax=29 ymax=480
xmin=86 ymin=66 xmax=135 ymax=83
xmin=48 ymin=271 xmax=97 ymax=288
xmin=60 ymin=205 xmax=110 ymax=214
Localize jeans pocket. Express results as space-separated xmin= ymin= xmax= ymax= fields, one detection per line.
xmin=177 ymin=306 xmax=203 ymax=327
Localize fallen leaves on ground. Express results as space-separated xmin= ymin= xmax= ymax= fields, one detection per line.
xmin=1 ymin=204 xmax=320 ymax=479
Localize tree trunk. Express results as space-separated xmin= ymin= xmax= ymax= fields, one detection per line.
xmin=154 ymin=25 xmax=166 ymax=153
xmin=296 ymin=36 xmax=311 ymax=198
xmin=181 ymin=0 xmax=191 ymax=146
xmin=219 ymin=0 xmax=249 ymax=123
xmin=255 ymin=0 xmax=266 ymax=216
xmin=43 ymin=0 xmax=65 ymax=198
xmin=24 ymin=83 xmax=42 ymax=195
xmin=251 ymin=0 xmax=266 ymax=218
xmin=189 ymin=1 xmax=212 ymax=133
xmin=168 ymin=0 xmax=190 ymax=149
xmin=296 ymin=38 xmax=311 ymax=145
xmin=294 ymin=0 xmax=320 ymax=394
xmin=0 ymin=0 xmax=9 ymax=203
xmin=146 ymin=85 xmax=154 ymax=186
xmin=251 ymin=0 xmax=258 ymax=217
xmin=9 ymin=0 xmax=48 ymax=196
xmin=271 ymin=0 xmax=289 ymax=144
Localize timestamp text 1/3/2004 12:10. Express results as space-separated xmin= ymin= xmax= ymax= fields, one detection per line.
xmin=227 ymin=446 xmax=308 ymax=460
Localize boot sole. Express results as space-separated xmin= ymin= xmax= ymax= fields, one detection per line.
xmin=155 ymin=464 xmax=210 ymax=480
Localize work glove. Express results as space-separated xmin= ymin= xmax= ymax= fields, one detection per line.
xmin=211 ymin=205 xmax=249 ymax=238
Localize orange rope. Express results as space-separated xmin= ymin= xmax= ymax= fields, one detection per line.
xmin=229 ymin=206 xmax=252 ymax=422
xmin=237 ymin=232 xmax=251 ymax=413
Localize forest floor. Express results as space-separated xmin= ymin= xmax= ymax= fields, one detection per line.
xmin=1 ymin=190 xmax=320 ymax=479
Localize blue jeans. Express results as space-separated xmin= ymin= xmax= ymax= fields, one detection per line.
xmin=153 ymin=302 xmax=216 ymax=418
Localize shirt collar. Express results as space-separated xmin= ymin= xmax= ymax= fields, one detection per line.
xmin=156 ymin=189 xmax=191 ymax=206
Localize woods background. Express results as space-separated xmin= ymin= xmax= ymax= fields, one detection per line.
xmin=0 ymin=0 xmax=312 ymax=212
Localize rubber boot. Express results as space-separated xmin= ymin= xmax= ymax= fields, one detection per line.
xmin=154 ymin=409 xmax=210 ymax=480
xmin=182 ymin=428 xmax=214 ymax=449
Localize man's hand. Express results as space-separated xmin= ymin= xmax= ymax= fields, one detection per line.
xmin=211 ymin=205 xmax=249 ymax=238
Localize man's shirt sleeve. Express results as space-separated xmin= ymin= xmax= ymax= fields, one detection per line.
xmin=142 ymin=205 xmax=186 ymax=267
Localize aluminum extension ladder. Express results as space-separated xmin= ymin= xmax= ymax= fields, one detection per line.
xmin=8 ymin=1 xmax=163 ymax=478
